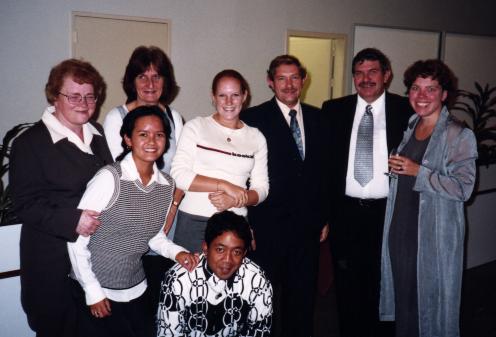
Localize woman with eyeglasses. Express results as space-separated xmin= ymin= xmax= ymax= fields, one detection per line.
xmin=102 ymin=45 xmax=184 ymax=329
xmin=9 ymin=59 xmax=113 ymax=337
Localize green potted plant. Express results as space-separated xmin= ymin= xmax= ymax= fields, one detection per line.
xmin=0 ymin=123 xmax=32 ymax=225
xmin=453 ymin=82 xmax=496 ymax=167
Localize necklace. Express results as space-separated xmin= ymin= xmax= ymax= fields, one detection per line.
xmin=213 ymin=113 xmax=240 ymax=142
xmin=226 ymin=128 xmax=235 ymax=142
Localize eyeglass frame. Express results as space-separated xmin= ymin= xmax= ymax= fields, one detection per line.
xmin=58 ymin=92 xmax=98 ymax=105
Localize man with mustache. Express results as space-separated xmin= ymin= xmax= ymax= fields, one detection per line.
xmin=321 ymin=48 xmax=412 ymax=337
xmin=241 ymin=55 xmax=328 ymax=337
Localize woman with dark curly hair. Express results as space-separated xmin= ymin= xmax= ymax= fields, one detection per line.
xmin=380 ymin=60 xmax=478 ymax=337
xmin=10 ymin=59 xmax=114 ymax=336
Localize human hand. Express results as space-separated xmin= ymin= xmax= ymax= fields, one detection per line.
xmin=388 ymin=155 xmax=420 ymax=177
xmin=76 ymin=210 xmax=101 ymax=237
xmin=89 ymin=298 xmax=111 ymax=318
xmin=217 ymin=181 xmax=248 ymax=207
xmin=175 ymin=251 xmax=200 ymax=272
xmin=208 ymin=191 xmax=236 ymax=211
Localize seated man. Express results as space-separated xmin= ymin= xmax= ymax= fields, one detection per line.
xmin=157 ymin=211 xmax=273 ymax=337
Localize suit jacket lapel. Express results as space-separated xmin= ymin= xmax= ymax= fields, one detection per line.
xmin=343 ymin=95 xmax=358 ymax=169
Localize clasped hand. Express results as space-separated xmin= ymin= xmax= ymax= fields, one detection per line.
xmin=210 ymin=181 xmax=248 ymax=210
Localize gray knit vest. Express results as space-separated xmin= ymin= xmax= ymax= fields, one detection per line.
xmin=82 ymin=162 xmax=174 ymax=290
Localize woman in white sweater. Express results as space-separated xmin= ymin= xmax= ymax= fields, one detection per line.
xmin=171 ymin=69 xmax=269 ymax=252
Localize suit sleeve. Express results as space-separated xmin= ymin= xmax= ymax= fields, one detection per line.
xmin=320 ymin=101 xmax=334 ymax=224
xmin=10 ymin=135 xmax=81 ymax=242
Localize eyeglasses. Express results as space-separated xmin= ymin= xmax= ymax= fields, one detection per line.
xmin=136 ymin=74 xmax=163 ymax=84
xmin=58 ymin=92 xmax=98 ymax=105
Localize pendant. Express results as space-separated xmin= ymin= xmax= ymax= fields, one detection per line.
xmin=227 ymin=137 xmax=231 ymax=142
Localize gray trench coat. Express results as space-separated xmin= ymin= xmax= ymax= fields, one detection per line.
xmin=380 ymin=107 xmax=478 ymax=337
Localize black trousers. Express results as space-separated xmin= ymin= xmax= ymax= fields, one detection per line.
xmin=250 ymin=231 xmax=320 ymax=337
xmin=329 ymin=196 xmax=394 ymax=337
xmin=72 ymin=280 xmax=154 ymax=337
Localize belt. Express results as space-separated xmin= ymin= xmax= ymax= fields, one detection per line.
xmin=344 ymin=196 xmax=386 ymax=207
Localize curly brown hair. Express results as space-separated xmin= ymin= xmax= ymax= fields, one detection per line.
xmin=45 ymin=58 xmax=106 ymax=105
xmin=404 ymin=59 xmax=458 ymax=107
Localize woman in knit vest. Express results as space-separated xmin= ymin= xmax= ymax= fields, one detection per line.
xmin=68 ymin=106 xmax=199 ymax=337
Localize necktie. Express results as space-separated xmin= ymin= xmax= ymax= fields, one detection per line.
xmin=354 ymin=105 xmax=373 ymax=186
xmin=289 ymin=109 xmax=304 ymax=160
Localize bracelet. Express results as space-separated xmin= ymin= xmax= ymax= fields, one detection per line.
xmin=172 ymin=200 xmax=179 ymax=207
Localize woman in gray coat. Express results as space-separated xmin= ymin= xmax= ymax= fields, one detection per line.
xmin=380 ymin=60 xmax=477 ymax=337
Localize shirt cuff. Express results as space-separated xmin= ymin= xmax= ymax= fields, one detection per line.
xmin=83 ymin=281 xmax=107 ymax=305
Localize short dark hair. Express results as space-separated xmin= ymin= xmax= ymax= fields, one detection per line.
xmin=267 ymin=54 xmax=307 ymax=81
xmin=116 ymin=105 xmax=171 ymax=169
xmin=211 ymin=69 xmax=251 ymax=108
xmin=45 ymin=58 xmax=106 ymax=106
xmin=403 ymin=59 xmax=458 ymax=108
xmin=122 ymin=46 xmax=179 ymax=106
xmin=204 ymin=211 xmax=252 ymax=251
xmin=352 ymin=48 xmax=392 ymax=74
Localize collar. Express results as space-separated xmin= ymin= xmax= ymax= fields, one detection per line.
xmin=120 ymin=152 xmax=169 ymax=186
xmin=41 ymin=106 xmax=102 ymax=154
xmin=274 ymin=97 xmax=301 ymax=117
xmin=356 ymin=91 xmax=386 ymax=115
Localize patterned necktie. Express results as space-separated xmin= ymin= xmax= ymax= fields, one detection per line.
xmin=289 ymin=109 xmax=304 ymax=160
xmin=354 ymin=105 xmax=374 ymax=186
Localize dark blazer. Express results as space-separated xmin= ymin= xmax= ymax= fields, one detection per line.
xmin=320 ymin=92 xmax=413 ymax=224
xmin=241 ymin=98 xmax=325 ymax=240
xmin=10 ymin=120 xmax=113 ymax=330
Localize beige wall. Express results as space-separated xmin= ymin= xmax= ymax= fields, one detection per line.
xmin=1 ymin=0 xmax=495 ymax=269
xmin=1 ymin=0 xmax=495 ymax=134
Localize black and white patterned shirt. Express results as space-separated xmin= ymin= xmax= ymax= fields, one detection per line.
xmin=157 ymin=255 xmax=272 ymax=336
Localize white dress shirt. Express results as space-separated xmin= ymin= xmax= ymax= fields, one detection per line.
xmin=345 ymin=92 xmax=390 ymax=199
xmin=275 ymin=98 xmax=306 ymax=156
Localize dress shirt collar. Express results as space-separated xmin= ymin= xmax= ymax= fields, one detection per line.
xmin=275 ymin=97 xmax=302 ymax=118
xmin=42 ymin=106 xmax=101 ymax=154
xmin=356 ymin=91 xmax=386 ymax=117
xmin=120 ymin=152 xmax=169 ymax=186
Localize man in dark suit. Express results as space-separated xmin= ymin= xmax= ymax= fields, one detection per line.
xmin=241 ymin=55 xmax=328 ymax=337
xmin=321 ymin=48 xmax=413 ymax=337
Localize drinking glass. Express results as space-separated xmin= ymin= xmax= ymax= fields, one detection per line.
xmin=384 ymin=147 xmax=398 ymax=178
